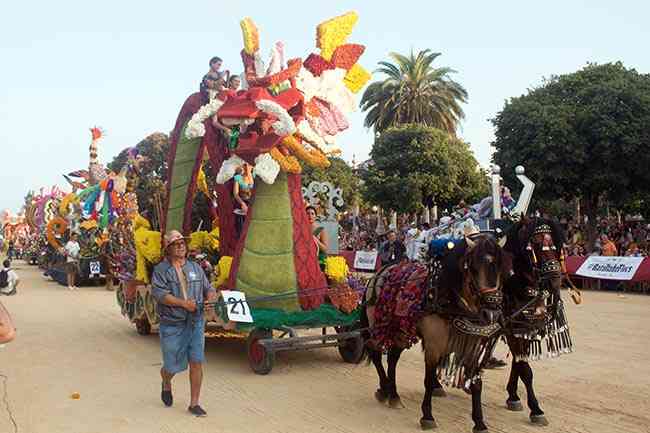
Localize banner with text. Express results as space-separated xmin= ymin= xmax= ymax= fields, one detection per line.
xmin=576 ymin=256 xmax=644 ymax=281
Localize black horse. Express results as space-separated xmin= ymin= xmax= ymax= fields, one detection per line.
xmin=500 ymin=217 xmax=573 ymax=426
xmin=362 ymin=232 xmax=510 ymax=432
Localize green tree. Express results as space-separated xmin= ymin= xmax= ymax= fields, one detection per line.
xmin=360 ymin=49 xmax=468 ymax=134
xmin=363 ymin=124 xmax=487 ymax=214
xmin=301 ymin=157 xmax=361 ymax=212
xmin=491 ymin=62 xmax=650 ymax=247
xmin=108 ymin=132 xmax=170 ymax=228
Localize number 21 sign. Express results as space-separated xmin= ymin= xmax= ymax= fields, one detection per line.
xmin=220 ymin=290 xmax=254 ymax=323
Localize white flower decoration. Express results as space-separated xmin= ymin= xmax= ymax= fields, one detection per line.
xmin=253 ymin=153 xmax=281 ymax=184
xmin=216 ymin=154 xmax=246 ymax=184
xmin=254 ymin=99 xmax=296 ymax=136
xmin=185 ymin=98 xmax=224 ymax=139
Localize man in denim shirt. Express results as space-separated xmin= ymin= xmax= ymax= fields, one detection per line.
xmin=152 ymin=230 xmax=217 ymax=417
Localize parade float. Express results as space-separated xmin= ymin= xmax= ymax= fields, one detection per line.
xmin=25 ymin=129 xmax=130 ymax=286
xmin=114 ymin=11 xmax=371 ymax=373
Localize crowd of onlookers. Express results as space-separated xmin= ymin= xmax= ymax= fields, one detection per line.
xmin=565 ymin=218 xmax=650 ymax=257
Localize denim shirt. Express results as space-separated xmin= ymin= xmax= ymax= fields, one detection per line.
xmin=151 ymin=259 xmax=216 ymax=324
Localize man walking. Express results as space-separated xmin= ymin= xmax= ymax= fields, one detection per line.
xmin=152 ymin=230 xmax=217 ymax=417
xmin=64 ymin=232 xmax=81 ymax=290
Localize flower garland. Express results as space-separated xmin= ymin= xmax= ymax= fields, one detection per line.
xmin=281 ymin=135 xmax=330 ymax=169
xmin=185 ymin=97 xmax=225 ymax=139
xmin=253 ymin=153 xmax=281 ymax=184
xmin=46 ymin=217 xmax=68 ymax=250
xmin=270 ymin=147 xmax=302 ymax=174
xmin=254 ymin=99 xmax=297 ymax=137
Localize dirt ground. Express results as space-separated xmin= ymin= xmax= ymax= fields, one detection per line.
xmin=1 ymin=261 xmax=649 ymax=433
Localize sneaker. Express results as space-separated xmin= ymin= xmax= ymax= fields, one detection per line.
xmin=68 ymin=286 xmax=74 ymax=291
xmin=161 ymin=384 xmax=173 ymax=407
xmin=188 ymin=405 xmax=207 ymax=417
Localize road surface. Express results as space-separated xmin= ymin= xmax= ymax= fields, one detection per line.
xmin=1 ymin=261 xmax=649 ymax=433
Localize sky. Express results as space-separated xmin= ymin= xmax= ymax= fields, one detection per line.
xmin=1 ymin=0 xmax=649 ymax=212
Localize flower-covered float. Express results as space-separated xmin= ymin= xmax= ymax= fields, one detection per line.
xmin=30 ymin=129 xmax=131 ymax=286
xmin=115 ymin=12 xmax=371 ymax=373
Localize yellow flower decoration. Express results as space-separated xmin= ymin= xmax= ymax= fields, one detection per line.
xmin=197 ymin=165 xmax=209 ymax=197
xmin=188 ymin=227 xmax=220 ymax=253
xmin=344 ymin=63 xmax=371 ymax=93
xmin=134 ymin=228 xmax=161 ymax=283
xmin=213 ymin=256 xmax=233 ymax=288
xmin=133 ymin=214 xmax=151 ymax=231
xmin=240 ymin=17 xmax=260 ymax=55
xmin=80 ymin=220 xmax=98 ymax=230
xmin=59 ymin=193 xmax=79 ymax=216
xmin=281 ymin=135 xmax=330 ymax=169
xmin=317 ymin=11 xmax=359 ymax=60
xmin=270 ymin=147 xmax=302 ymax=174
xmin=325 ymin=256 xmax=349 ymax=283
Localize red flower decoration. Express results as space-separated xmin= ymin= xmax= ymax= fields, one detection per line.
xmin=331 ymin=44 xmax=365 ymax=70
xmin=303 ymin=53 xmax=334 ymax=77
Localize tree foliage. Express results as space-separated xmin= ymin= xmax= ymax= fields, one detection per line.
xmin=363 ymin=124 xmax=488 ymax=213
xmin=491 ymin=62 xmax=650 ymax=240
xmin=108 ymin=132 xmax=169 ymax=225
xmin=360 ymin=49 xmax=468 ymax=134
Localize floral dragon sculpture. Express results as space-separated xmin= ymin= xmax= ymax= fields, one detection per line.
xmin=162 ymin=12 xmax=369 ymax=311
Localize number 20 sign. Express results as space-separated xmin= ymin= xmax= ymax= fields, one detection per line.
xmin=220 ymin=290 xmax=254 ymax=323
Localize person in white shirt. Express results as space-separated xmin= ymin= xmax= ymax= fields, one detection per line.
xmin=64 ymin=232 xmax=81 ymax=290
xmin=0 ymin=260 xmax=19 ymax=295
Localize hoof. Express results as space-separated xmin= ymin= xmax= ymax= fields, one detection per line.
xmin=530 ymin=414 xmax=549 ymax=426
xmin=432 ymin=387 xmax=447 ymax=398
xmin=472 ymin=427 xmax=489 ymax=433
xmin=420 ymin=418 xmax=437 ymax=430
xmin=375 ymin=389 xmax=388 ymax=403
xmin=388 ymin=397 xmax=405 ymax=409
xmin=506 ymin=399 xmax=524 ymax=412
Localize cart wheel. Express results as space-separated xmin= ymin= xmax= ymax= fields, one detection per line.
xmin=337 ymin=326 xmax=366 ymax=364
xmin=135 ymin=317 xmax=151 ymax=335
xmin=247 ymin=328 xmax=275 ymax=375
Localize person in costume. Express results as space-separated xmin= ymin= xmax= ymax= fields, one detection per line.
xmin=233 ymin=163 xmax=254 ymax=238
xmin=152 ymin=230 xmax=218 ymax=416
xmin=306 ymin=206 xmax=328 ymax=270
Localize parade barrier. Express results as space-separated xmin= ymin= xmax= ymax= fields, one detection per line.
xmin=566 ymin=256 xmax=650 ymax=281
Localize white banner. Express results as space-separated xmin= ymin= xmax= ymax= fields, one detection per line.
xmin=354 ymin=251 xmax=378 ymax=271
xmin=576 ymin=256 xmax=644 ymax=281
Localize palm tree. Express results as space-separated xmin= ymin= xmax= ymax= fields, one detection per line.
xmin=360 ymin=49 xmax=468 ymax=134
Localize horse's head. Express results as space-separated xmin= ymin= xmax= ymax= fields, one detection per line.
xmin=460 ymin=233 xmax=509 ymax=324
xmin=505 ymin=217 xmax=565 ymax=318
